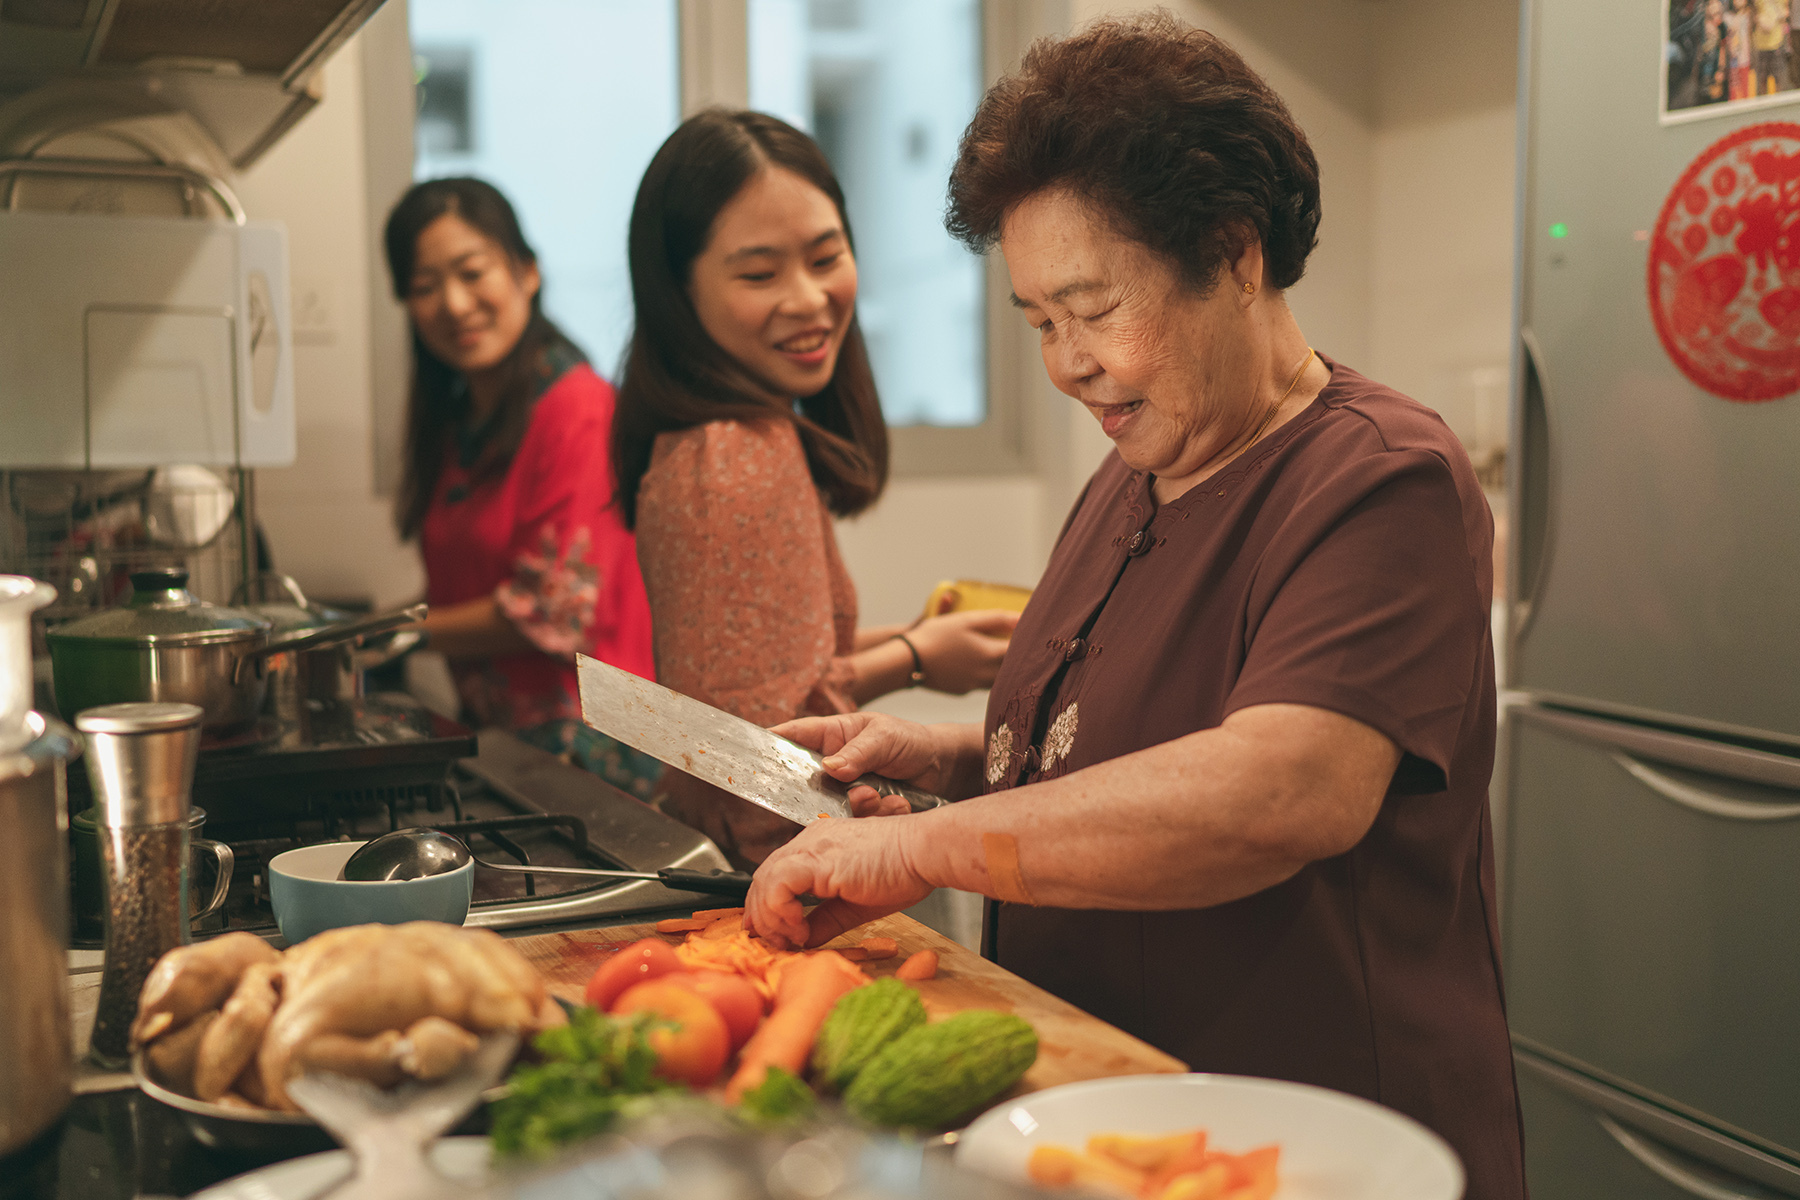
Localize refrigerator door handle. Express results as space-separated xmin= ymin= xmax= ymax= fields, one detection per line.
xmin=1510 ymin=327 xmax=1557 ymax=652
xmin=1515 ymin=704 xmax=1800 ymax=792
xmin=1611 ymin=752 xmax=1800 ymax=822
xmin=1597 ymin=1115 xmax=1774 ymax=1200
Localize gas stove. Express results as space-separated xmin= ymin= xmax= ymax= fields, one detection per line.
xmin=67 ymin=692 xmax=727 ymax=945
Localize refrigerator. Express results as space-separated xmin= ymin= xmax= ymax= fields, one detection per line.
xmin=1506 ymin=0 xmax=1800 ymax=1197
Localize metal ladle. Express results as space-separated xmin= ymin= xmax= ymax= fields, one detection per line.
xmin=339 ymin=828 xmax=755 ymax=900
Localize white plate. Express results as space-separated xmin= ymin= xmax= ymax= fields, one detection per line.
xmin=189 ymin=1136 xmax=492 ymax=1200
xmin=956 ymin=1074 xmax=1464 ymax=1200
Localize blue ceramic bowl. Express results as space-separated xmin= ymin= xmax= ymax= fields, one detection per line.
xmin=268 ymin=841 xmax=473 ymax=945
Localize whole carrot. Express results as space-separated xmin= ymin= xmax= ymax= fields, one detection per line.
xmin=725 ymin=950 xmax=864 ymax=1101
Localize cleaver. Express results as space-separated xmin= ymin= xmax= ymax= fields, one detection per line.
xmin=576 ymin=653 xmax=946 ymax=827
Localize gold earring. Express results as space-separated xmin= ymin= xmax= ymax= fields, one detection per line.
xmin=1243 ymin=282 xmax=1256 ymax=295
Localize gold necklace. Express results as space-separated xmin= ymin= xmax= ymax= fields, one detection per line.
xmin=1229 ymin=347 xmax=1315 ymax=460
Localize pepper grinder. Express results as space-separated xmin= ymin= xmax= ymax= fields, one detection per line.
xmin=78 ymin=701 xmax=204 ymax=1067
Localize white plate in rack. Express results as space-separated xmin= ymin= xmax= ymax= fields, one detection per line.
xmin=955 ymin=1073 xmax=1464 ymax=1200
xmin=189 ymin=1135 xmax=492 ymax=1199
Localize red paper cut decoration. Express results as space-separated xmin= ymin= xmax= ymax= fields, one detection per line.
xmin=1648 ymin=122 xmax=1800 ymax=402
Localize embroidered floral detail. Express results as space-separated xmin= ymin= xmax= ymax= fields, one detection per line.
xmin=495 ymin=525 xmax=599 ymax=657
xmin=1042 ymin=702 xmax=1079 ymax=773
xmin=986 ymin=723 xmax=1016 ymax=786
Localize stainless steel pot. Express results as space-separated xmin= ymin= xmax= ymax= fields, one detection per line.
xmin=235 ymin=574 xmax=424 ymax=707
xmin=0 ymin=711 xmax=79 ymax=1156
xmin=45 ymin=569 xmax=427 ymax=732
xmin=46 ymin=569 xmax=271 ymax=731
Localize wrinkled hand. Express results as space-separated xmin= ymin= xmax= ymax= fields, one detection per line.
xmin=908 ymin=609 xmax=1019 ymax=694
xmin=742 ymin=813 xmax=933 ymax=949
xmin=773 ymin=711 xmax=951 ymax=802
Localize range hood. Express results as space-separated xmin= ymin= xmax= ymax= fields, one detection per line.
xmin=0 ymin=0 xmax=387 ymax=168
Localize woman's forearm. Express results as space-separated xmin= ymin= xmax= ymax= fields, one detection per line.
xmin=924 ymin=721 xmax=988 ymax=800
xmin=897 ymin=704 xmax=1399 ymax=910
xmin=847 ymin=637 xmax=916 ymax=705
xmin=854 ymin=623 xmax=911 ymax=651
xmin=420 ymin=596 xmax=534 ymax=661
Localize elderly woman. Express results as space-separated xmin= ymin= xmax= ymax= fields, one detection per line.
xmin=745 ymin=15 xmax=1523 ymax=1200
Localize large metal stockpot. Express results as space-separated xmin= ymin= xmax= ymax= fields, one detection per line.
xmin=45 ymin=568 xmax=274 ymax=732
xmin=0 ymin=712 xmax=79 ymax=1156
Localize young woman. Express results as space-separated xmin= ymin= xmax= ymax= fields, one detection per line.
xmin=613 ymin=110 xmax=1017 ymax=863
xmin=386 ymin=177 xmax=660 ymax=797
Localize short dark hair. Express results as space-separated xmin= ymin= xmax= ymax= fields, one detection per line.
xmin=946 ymin=12 xmax=1322 ymax=293
xmin=613 ymin=109 xmax=888 ymax=528
xmin=383 ymin=177 xmax=578 ymax=540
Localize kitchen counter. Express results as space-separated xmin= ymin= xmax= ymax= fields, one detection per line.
xmin=10 ymin=911 xmax=1181 ymax=1199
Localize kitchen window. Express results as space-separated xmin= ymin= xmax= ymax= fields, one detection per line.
xmin=749 ymin=0 xmax=986 ymax=432
xmin=408 ymin=0 xmax=682 ymax=377
xmin=387 ymin=0 xmax=1047 ymax=478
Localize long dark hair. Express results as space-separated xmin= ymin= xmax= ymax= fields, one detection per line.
xmin=385 ymin=177 xmax=577 ymax=539
xmin=613 ymin=109 xmax=888 ymax=528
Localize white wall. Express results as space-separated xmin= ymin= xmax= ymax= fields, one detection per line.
xmin=233 ymin=36 xmax=426 ymax=610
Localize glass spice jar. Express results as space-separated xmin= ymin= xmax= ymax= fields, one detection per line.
xmin=75 ymin=702 xmax=203 ymax=1067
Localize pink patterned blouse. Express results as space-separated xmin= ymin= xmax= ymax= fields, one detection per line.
xmin=634 ymin=417 xmax=858 ymax=861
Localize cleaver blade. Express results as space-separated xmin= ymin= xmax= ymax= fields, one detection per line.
xmin=576 ymin=653 xmax=944 ymax=827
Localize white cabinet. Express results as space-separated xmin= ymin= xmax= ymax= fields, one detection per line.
xmin=0 ymin=210 xmax=295 ymax=468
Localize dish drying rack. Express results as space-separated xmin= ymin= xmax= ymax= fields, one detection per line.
xmin=0 ymin=466 xmax=259 ymax=652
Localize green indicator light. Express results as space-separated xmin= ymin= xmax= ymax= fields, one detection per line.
xmin=1549 ymin=222 xmax=1569 ymax=239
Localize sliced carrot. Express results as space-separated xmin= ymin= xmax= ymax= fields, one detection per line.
xmin=815 ymin=812 xmax=832 ymax=819
xmin=1028 ymin=1146 xmax=1080 ymax=1187
xmin=895 ymin=949 xmax=939 ymax=980
xmin=836 ymin=946 xmax=872 ymax=962
xmin=724 ymin=950 xmax=865 ymax=1102
xmin=697 ymin=915 xmax=745 ymax=940
xmin=1141 ymin=1133 xmax=1210 ymax=1197
xmin=1087 ymin=1132 xmax=1194 ymax=1171
xmin=1156 ymin=1165 xmax=1231 ymax=1200
xmin=857 ymin=936 xmax=898 ymax=960
xmin=655 ymin=918 xmax=711 ymax=933
xmin=691 ymin=907 xmax=744 ymax=921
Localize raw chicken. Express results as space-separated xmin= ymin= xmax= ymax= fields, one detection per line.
xmin=130 ymin=932 xmax=279 ymax=1048
xmin=258 ymin=922 xmax=545 ymax=1108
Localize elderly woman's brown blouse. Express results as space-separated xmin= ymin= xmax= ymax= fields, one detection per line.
xmin=635 ymin=417 xmax=858 ymax=862
xmin=981 ymin=358 xmax=1524 ymax=1200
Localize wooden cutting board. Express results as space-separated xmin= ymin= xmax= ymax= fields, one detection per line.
xmin=510 ymin=912 xmax=1186 ymax=1099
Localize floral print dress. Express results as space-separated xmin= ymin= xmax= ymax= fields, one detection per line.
xmin=419 ymin=345 xmax=661 ymax=797
xmin=633 ymin=417 xmax=859 ymax=862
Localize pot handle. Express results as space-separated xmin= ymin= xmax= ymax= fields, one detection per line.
xmin=250 ymin=603 xmax=427 ymax=662
xmin=191 ymin=838 xmax=234 ymax=924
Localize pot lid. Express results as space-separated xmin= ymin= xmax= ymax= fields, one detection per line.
xmin=46 ymin=568 xmax=270 ymax=646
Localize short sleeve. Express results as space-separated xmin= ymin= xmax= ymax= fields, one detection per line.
xmin=493 ymin=376 xmax=613 ymax=657
xmin=635 ymin=420 xmax=851 ymax=726
xmin=1223 ymin=452 xmax=1488 ymax=793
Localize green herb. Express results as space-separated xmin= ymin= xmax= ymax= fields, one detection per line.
xmin=737 ymin=1066 xmax=817 ymax=1127
xmin=489 ymin=1008 xmax=674 ymax=1159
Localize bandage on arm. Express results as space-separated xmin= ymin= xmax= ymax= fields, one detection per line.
xmin=982 ymin=832 xmax=1038 ymax=905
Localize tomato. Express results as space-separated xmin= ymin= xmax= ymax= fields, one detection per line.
xmin=663 ymin=971 xmax=765 ymax=1051
xmin=613 ymin=980 xmax=731 ymax=1086
xmin=584 ymin=938 xmax=682 ymax=1010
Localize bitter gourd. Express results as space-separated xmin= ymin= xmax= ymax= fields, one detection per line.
xmin=811 ymin=977 xmax=928 ymax=1092
xmin=843 ymin=1010 xmax=1038 ymax=1128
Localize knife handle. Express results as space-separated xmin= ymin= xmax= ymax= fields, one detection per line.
xmin=850 ymin=775 xmax=947 ymax=813
xmin=656 ymin=868 xmax=756 ymax=898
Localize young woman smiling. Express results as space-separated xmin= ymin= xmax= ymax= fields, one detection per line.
xmin=386 ymin=177 xmax=659 ymax=797
xmin=613 ymin=110 xmax=1017 ymax=864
